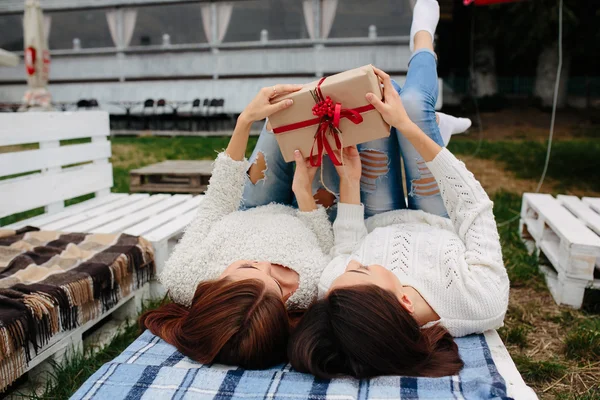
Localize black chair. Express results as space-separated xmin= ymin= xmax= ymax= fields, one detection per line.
xmin=205 ymin=99 xmax=223 ymax=131
xmin=156 ymin=99 xmax=167 ymax=130
xmin=88 ymin=99 xmax=99 ymax=109
xmin=142 ymin=99 xmax=154 ymax=129
xmin=76 ymin=99 xmax=90 ymax=109
xmin=215 ymin=99 xmax=231 ymax=131
xmin=191 ymin=98 xmax=201 ymax=112
xmin=189 ymin=99 xmax=202 ymax=131
xmin=217 ymin=98 xmax=225 ymax=114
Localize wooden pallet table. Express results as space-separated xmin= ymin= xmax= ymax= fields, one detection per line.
xmin=519 ymin=193 xmax=600 ymax=309
xmin=130 ymin=160 xmax=214 ymax=194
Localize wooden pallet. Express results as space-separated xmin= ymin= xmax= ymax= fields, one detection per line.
xmin=0 ymin=111 xmax=203 ymax=391
xmin=130 ymin=160 xmax=214 ymax=194
xmin=519 ymin=193 xmax=600 ymax=309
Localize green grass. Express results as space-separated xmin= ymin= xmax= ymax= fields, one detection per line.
xmin=512 ymin=355 xmax=567 ymax=383
xmin=448 ymin=138 xmax=600 ymax=193
xmin=499 ymin=325 xmax=530 ymax=349
xmin=564 ymin=318 xmax=600 ymax=361
xmin=491 ymin=191 xmax=543 ymax=287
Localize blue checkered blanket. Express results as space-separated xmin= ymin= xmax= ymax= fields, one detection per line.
xmin=71 ymin=330 xmax=512 ymax=400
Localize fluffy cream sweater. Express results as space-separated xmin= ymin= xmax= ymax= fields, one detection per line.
xmin=160 ymin=152 xmax=333 ymax=310
xmin=319 ymin=149 xmax=510 ymax=337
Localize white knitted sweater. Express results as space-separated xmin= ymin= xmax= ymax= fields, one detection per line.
xmin=318 ymin=149 xmax=509 ymax=337
xmin=160 ymin=152 xmax=333 ymax=310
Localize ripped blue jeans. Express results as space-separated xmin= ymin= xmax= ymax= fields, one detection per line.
xmin=242 ymin=49 xmax=447 ymax=219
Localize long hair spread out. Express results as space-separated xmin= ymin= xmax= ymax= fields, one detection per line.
xmin=288 ymin=285 xmax=464 ymax=379
xmin=140 ymin=279 xmax=289 ymax=369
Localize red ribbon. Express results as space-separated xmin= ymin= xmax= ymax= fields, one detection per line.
xmin=272 ymin=77 xmax=375 ymax=167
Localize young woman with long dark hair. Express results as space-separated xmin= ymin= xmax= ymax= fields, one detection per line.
xmin=288 ymin=0 xmax=509 ymax=379
xmin=140 ymin=84 xmax=334 ymax=369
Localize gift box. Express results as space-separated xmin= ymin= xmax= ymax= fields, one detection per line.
xmin=269 ymin=65 xmax=390 ymax=165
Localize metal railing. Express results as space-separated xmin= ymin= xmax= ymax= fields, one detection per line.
xmin=10 ymin=35 xmax=411 ymax=58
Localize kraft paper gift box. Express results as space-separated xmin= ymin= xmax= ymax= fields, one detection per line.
xmin=269 ymin=65 xmax=390 ymax=164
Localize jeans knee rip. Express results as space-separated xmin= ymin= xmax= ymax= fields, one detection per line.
xmin=248 ymin=152 xmax=268 ymax=184
xmin=360 ymin=149 xmax=389 ymax=193
xmin=410 ymin=159 xmax=440 ymax=198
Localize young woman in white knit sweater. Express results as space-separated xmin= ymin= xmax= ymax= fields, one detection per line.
xmin=141 ymin=84 xmax=335 ymax=370
xmin=289 ymin=0 xmax=510 ymax=379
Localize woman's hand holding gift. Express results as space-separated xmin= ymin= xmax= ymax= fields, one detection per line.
xmin=292 ymin=150 xmax=319 ymax=212
xmin=366 ymin=66 xmax=442 ymax=162
xmin=365 ymin=67 xmax=412 ymax=132
xmin=227 ymin=84 xmax=302 ymax=161
xmin=239 ymin=84 xmax=303 ymax=125
xmin=333 ymin=146 xmax=361 ymax=206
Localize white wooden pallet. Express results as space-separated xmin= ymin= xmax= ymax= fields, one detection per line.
xmin=519 ymin=193 xmax=600 ymax=309
xmin=0 ymin=111 xmax=201 ymax=390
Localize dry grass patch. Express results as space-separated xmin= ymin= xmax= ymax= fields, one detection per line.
xmin=501 ymin=287 xmax=600 ymax=399
xmin=463 ymin=157 xmax=600 ymax=198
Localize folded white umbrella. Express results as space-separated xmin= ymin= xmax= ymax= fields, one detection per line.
xmin=22 ymin=0 xmax=52 ymax=110
xmin=0 ymin=48 xmax=19 ymax=67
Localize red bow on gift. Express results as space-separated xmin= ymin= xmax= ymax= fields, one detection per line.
xmin=273 ymin=77 xmax=375 ymax=167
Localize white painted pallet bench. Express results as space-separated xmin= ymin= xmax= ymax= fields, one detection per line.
xmin=0 ymin=111 xmax=201 ymax=389
xmin=519 ymin=193 xmax=600 ymax=308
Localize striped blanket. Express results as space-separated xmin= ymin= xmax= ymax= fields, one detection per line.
xmin=72 ymin=330 xmax=523 ymax=400
xmin=0 ymin=227 xmax=154 ymax=392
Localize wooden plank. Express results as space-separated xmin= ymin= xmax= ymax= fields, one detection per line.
xmin=0 ymin=112 xmax=109 ymax=147
xmin=0 ymin=141 xmax=111 ymax=178
xmin=144 ymin=208 xmax=196 ymax=243
xmin=582 ymin=197 xmax=600 ymax=215
xmin=131 ymin=160 xmax=214 ymax=175
xmin=558 ymin=195 xmax=600 ymax=237
xmin=92 ymin=195 xmax=191 ymax=234
xmin=522 ymin=193 xmax=600 ymax=249
xmin=539 ymin=265 xmax=589 ymax=309
xmin=130 ymin=183 xmax=207 ymax=194
xmin=42 ymin=194 xmax=148 ymax=231
xmin=0 ymin=163 xmax=113 ymax=219
xmin=125 ymin=196 xmax=203 ymax=237
xmin=68 ymin=195 xmax=170 ymax=232
xmin=2 ymin=194 xmax=126 ymax=229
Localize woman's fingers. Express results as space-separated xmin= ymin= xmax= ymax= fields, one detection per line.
xmin=372 ymin=66 xmax=395 ymax=95
xmin=372 ymin=66 xmax=390 ymax=80
xmin=344 ymin=145 xmax=359 ymax=157
xmin=365 ymin=92 xmax=386 ymax=113
xmin=294 ymin=149 xmax=307 ymax=171
xmin=267 ymin=98 xmax=294 ymax=115
xmin=268 ymin=84 xmax=303 ymax=98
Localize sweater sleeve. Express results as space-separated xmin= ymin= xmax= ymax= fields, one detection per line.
xmin=296 ymin=206 xmax=334 ymax=254
xmin=159 ymin=152 xmax=249 ymax=302
xmin=317 ymin=203 xmax=367 ymax=297
xmin=426 ymin=149 xmax=509 ymax=324
xmin=330 ymin=203 xmax=368 ymax=257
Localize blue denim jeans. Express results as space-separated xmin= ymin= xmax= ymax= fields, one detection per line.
xmin=242 ymin=49 xmax=447 ymax=219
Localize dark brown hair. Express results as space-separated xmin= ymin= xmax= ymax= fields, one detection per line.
xmin=140 ymin=278 xmax=289 ymax=369
xmin=288 ymin=285 xmax=464 ymax=379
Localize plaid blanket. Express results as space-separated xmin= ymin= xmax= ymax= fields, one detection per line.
xmin=72 ymin=330 xmax=513 ymax=400
xmin=0 ymin=227 xmax=154 ymax=392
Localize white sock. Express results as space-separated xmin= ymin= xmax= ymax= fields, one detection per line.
xmin=410 ymin=0 xmax=440 ymax=53
xmin=437 ymin=112 xmax=472 ymax=146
